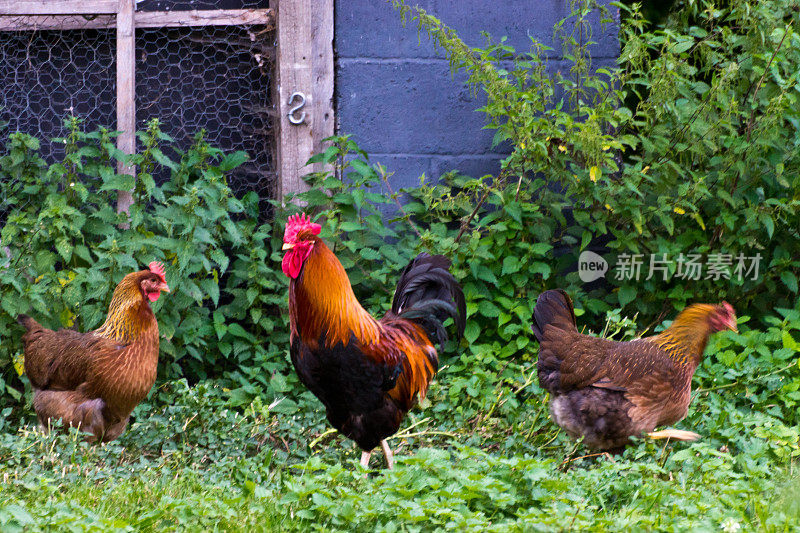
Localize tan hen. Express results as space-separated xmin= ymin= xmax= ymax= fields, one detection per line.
xmin=18 ymin=262 xmax=169 ymax=442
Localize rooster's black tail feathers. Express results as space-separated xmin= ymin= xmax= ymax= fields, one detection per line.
xmin=392 ymin=253 xmax=466 ymax=348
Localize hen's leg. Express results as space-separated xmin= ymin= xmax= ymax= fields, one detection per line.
xmin=550 ymin=388 xmax=635 ymax=451
xmin=33 ymin=389 xmax=68 ymax=431
xmin=380 ymin=439 xmax=394 ymax=470
xmin=73 ymin=398 xmax=106 ymax=441
xmin=647 ymin=429 xmax=700 ymax=442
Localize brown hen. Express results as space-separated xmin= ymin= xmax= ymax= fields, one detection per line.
xmin=532 ymin=289 xmax=737 ymax=452
xmin=18 ymin=262 xmax=169 ymax=442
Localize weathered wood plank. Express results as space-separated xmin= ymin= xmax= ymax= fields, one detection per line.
xmin=0 ymin=1 xmax=117 ymax=15
xmin=276 ymin=0 xmax=334 ymax=198
xmin=0 ymin=9 xmax=274 ymax=31
xmin=136 ymin=8 xmax=274 ymax=29
xmin=0 ymin=15 xmax=114 ymax=31
xmin=276 ymin=0 xmax=313 ymax=198
xmin=115 ymin=0 xmax=136 ymax=219
xmin=310 ymin=0 xmax=334 ymax=176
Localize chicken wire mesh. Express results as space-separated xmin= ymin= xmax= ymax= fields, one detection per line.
xmin=0 ymin=0 xmax=275 ymax=219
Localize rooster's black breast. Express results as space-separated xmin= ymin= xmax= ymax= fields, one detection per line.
xmin=290 ymin=335 xmax=401 ymax=415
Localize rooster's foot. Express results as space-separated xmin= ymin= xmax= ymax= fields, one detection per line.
xmin=360 ymin=450 xmax=371 ymax=469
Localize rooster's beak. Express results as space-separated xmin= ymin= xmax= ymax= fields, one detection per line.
xmin=728 ymin=319 xmax=738 ymax=333
xmin=160 ymin=283 xmax=171 ymax=293
xmin=282 ymin=242 xmax=294 ymax=250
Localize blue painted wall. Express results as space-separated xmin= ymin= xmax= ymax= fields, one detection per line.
xmin=335 ymin=1 xmax=619 ymax=189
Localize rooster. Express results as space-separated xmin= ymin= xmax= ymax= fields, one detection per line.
xmin=281 ymin=214 xmax=465 ymax=469
xmin=532 ymin=289 xmax=737 ymax=452
xmin=18 ymin=262 xmax=170 ymax=442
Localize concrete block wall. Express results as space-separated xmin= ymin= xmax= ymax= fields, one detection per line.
xmin=335 ymin=1 xmax=619 ymax=190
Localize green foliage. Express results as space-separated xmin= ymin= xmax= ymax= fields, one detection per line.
xmin=0 ymin=117 xmax=289 ymax=408
xmin=292 ymin=132 xmax=800 ymax=435
xmin=390 ymin=0 xmax=800 ymax=323
xmin=303 ymin=136 xmax=409 ymax=295
xmin=0 ymin=116 xmax=797 ymax=533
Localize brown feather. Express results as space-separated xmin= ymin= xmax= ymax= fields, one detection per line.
xmin=534 ymin=290 xmax=733 ymax=451
xmin=19 ymin=268 xmax=164 ymax=442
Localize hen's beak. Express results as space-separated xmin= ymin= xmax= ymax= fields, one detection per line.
xmin=727 ymin=318 xmax=738 ymax=333
xmin=282 ymin=242 xmax=294 ymax=250
xmin=160 ymin=283 xmax=171 ymax=293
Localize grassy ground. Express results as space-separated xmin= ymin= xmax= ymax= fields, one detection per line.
xmin=0 ymin=366 xmax=798 ymax=532
xmin=2 ymin=313 xmax=800 ymax=531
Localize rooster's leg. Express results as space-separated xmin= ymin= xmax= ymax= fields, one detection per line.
xmin=360 ymin=450 xmax=372 ymax=469
xmin=380 ymin=439 xmax=394 ymax=470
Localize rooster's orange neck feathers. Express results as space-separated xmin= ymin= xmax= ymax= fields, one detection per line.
xmin=95 ymin=271 xmax=154 ymax=344
xmin=289 ymin=238 xmax=380 ymax=348
xmin=653 ymin=304 xmax=718 ymax=366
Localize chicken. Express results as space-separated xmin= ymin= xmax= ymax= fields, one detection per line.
xmin=281 ymin=213 xmax=465 ymax=469
xmin=532 ymin=289 xmax=737 ymax=452
xmin=18 ymin=262 xmax=170 ymax=442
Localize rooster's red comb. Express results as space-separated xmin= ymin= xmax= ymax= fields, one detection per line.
xmin=149 ymin=261 xmax=167 ymax=283
xmin=284 ymin=213 xmax=321 ymax=243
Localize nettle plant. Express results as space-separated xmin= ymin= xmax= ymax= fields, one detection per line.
xmin=0 ymin=118 xmax=288 ymax=408
xmin=390 ymin=0 xmax=800 ymax=324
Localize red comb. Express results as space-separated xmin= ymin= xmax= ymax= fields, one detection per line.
xmin=149 ymin=261 xmax=166 ymax=282
xmin=284 ymin=213 xmax=321 ymax=242
xmin=288 ymin=213 xmax=314 ymax=227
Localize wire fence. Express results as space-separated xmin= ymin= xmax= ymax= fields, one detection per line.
xmin=0 ymin=0 xmax=275 ymax=213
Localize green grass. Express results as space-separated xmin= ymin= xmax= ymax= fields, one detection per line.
xmin=0 ymin=368 xmax=797 ymax=532
xmin=2 ymin=312 xmax=799 ymax=531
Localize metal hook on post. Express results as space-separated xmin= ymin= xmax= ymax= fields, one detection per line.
xmin=287 ymin=91 xmax=306 ymax=125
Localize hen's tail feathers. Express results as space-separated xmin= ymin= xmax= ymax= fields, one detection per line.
xmin=531 ymin=289 xmax=577 ymax=341
xmin=392 ymin=253 xmax=466 ymax=348
xmin=646 ymin=429 xmax=701 ymax=442
xmin=17 ymin=314 xmax=40 ymax=332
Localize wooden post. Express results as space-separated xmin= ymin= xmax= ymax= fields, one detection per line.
xmin=310 ymin=0 xmax=334 ymax=176
xmin=276 ymin=0 xmax=334 ymax=199
xmin=115 ymin=0 xmax=136 ymax=219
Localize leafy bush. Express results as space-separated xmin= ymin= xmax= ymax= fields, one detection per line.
xmin=0 ymin=117 xmax=289 ymax=409
xmin=292 ymin=133 xmax=800 ymax=433
xmin=388 ymin=0 xmax=800 ymax=324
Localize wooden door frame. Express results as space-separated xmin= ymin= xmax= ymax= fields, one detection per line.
xmin=275 ymin=0 xmax=334 ymax=198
